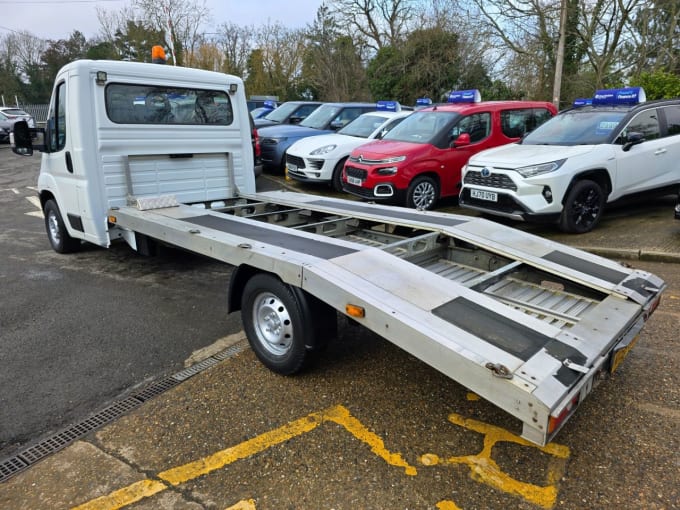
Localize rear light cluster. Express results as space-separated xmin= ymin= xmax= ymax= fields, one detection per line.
xmin=252 ymin=128 xmax=261 ymax=157
xmin=548 ymin=394 xmax=580 ymax=434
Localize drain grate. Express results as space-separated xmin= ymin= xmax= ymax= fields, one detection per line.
xmin=0 ymin=339 xmax=249 ymax=483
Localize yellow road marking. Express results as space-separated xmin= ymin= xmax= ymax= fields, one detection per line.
xmin=226 ymin=499 xmax=257 ymax=509
xmin=72 ymin=405 xmax=415 ymax=509
xmin=425 ymin=413 xmax=570 ymax=510
xmin=436 ymin=502 xmax=463 ymax=510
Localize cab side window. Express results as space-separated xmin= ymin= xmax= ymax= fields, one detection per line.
xmin=623 ymin=109 xmax=661 ymax=141
xmin=47 ymin=81 xmax=67 ymax=152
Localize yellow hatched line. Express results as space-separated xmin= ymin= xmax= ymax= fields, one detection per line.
xmin=71 ymin=405 xmax=416 ymax=510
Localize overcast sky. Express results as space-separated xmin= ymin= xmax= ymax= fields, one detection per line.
xmin=0 ymin=0 xmax=324 ymax=40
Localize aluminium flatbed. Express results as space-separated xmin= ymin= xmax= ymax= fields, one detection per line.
xmin=108 ymin=190 xmax=664 ymax=446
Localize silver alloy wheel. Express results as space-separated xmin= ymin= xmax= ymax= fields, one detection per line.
xmin=47 ymin=210 xmax=61 ymax=246
xmin=412 ymin=180 xmax=436 ymax=209
xmin=251 ymin=291 xmax=294 ymax=356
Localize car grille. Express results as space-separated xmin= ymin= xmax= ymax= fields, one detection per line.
xmin=345 ymin=166 xmax=368 ymax=179
xmin=343 ymin=182 xmax=375 ymax=198
xmin=464 ymin=170 xmax=517 ymax=191
xmin=286 ymin=154 xmax=305 ymax=168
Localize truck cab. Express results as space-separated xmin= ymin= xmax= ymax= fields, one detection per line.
xmin=12 ymin=60 xmax=254 ymax=252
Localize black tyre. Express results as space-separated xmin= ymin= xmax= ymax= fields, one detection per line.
xmin=331 ymin=157 xmax=348 ymax=192
xmin=44 ymin=199 xmax=80 ymax=253
xmin=242 ymin=273 xmax=322 ymax=375
xmin=406 ymin=176 xmax=438 ymax=210
xmin=559 ymin=180 xmax=605 ymax=233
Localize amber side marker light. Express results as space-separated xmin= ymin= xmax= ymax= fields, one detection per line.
xmin=108 ymin=215 xmax=117 ymax=223
xmin=346 ymin=304 xmax=365 ymax=318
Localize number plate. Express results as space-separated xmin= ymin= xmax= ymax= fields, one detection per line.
xmin=610 ymin=334 xmax=640 ymax=373
xmin=470 ymin=188 xmax=498 ymax=202
xmin=347 ymin=176 xmax=363 ymax=186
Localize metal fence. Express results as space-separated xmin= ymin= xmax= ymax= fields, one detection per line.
xmin=18 ymin=104 xmax=50 ymax=124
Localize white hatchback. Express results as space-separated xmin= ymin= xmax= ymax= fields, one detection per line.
xmin=285 ymin=109 xmax=412 ymax=191
xmin=460 ymin=88 xmax=680 ymax=233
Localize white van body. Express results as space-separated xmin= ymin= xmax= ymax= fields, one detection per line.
xmin=37 ymin=60 xmax=254 ymax=248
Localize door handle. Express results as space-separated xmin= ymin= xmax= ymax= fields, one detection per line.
xmin=65 ymin=151 xmax=74 ymax=173
xmin=654 ymin=148 xmax=667 ymax=155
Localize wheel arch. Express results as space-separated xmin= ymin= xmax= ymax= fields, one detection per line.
xmin=561 ymin=169 xmax=612 ymax=206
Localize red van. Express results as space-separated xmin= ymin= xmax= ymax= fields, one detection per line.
xmin=342 ymin=91 xmax=556 ymax=209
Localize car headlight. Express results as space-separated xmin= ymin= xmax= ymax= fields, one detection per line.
xmin=515 ymin=159 xmax=566 ymax=178
xmin=310 ymin=144 xmax=337 ymax=156
xmin=381 ymin=155 xmax=406 ymax=164
xmin=261 ymin=137 xmax=287 ymax=145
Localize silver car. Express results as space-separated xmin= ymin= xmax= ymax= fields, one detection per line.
xmin=0 ymin=108 xmax=35 ymax=142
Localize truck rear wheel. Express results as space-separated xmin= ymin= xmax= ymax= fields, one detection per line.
xmin=44 ymin=199 xmax=80 ymax=253
xmin=241 ymin=273 xmax=322 ymax=375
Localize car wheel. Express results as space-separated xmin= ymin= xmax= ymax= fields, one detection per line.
xmin=406 ymin=176 xmax=438 ymax=210
xmin=559 ymin=179 xmax=605 ymax=233
xmin=331 ymin=157 xmax=348 ymax=192
xmin=241 ymin=273 xmax=323 ymax=375
xmin=44 ymin=199 xmax=80 ymax=253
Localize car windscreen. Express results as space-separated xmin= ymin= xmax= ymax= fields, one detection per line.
xmin=338 ymin=114 xmax=387 ymax=138
xmin=1 ymin=108 xmax=29 ymax=116
xmin=300 ymin=105 xmax=342 ymax=129
xmin=383 ymin=111 xmax=459 ymax=144
xmin=522 ymin=108 xmax=628 ymax=145
xmin=263 ymin=102 xmax=302 ymax=123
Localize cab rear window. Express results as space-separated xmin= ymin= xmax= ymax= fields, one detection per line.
xmin=105 ymin=83 xmax=233 ymax=125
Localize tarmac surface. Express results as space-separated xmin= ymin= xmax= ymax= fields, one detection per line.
xmin=1 ymin=166 xmax=679 ymax=509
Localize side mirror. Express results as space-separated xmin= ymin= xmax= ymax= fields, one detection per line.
xmin=10 ymin=120 xmax=34 ymax=156
xmin=288 ymin=116 xmax=302 ymax=125
xmin=622 ymin=131 xmax=645 ymax=152
xmin=330 ymin=121 xmax=344 ymax=131
xmin=452 ymin=132 xmax=471 ymax=148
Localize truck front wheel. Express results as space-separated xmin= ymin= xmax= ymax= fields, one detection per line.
xmin=241 ymin=273 xmax=320 ymax=375
xmin=44 ymin=199 xmax=80 ymax=253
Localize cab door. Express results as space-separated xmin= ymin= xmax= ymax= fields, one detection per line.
xmin=38 ymin=78 xmax=82 ymax=235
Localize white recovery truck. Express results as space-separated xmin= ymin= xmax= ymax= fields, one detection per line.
xmin=11 ymin=60 xmax=665 ymax=446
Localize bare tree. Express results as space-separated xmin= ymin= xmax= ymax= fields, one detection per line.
xmin=329 ymin=0 xmax=417 ymax=52
xmin=574 ymin=0 xmax=643 ymax=87
xmin=212 ymin=22 xmax=256 ymax=76
xmin=131 ymin=0 xmax=211 ymax=65
xmin=245 ymin=22 xmax=307 ymax=98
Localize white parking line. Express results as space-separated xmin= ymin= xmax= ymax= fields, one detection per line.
xmin=25 ymin=195 xmax=44 ymax=218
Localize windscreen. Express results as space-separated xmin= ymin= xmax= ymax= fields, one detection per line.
xmin=263 ymin=102 xmax=301 ymax=123
xmin=300 ymin=104 xmax=342 ymax=129
xmin=338 ymin=114 xmax=387 ymax=138
xmin=522 ymin=108 xmax=628 ymax=145
xmin=383 ymin=111 xmax=459 ymax=144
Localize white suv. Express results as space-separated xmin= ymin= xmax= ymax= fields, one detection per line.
xmin=459 ymin=88 xmax=680 ymax=233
